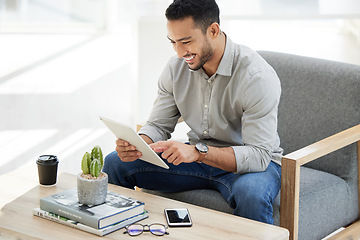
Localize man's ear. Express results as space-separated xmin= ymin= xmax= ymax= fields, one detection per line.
xmin=207 ymin=22 xmax=220 ymax=38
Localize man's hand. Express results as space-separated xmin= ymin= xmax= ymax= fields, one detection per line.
xmin=115 ymin=138 xmax=142 ymax=162
xmin=150 ymin=141 xmax=200 ymax=165
xmin=115 ymin=135 xmax=153 ymax=162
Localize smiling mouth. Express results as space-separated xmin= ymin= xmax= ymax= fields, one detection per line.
xmin=184 ymin=54 xmax=195 ymax=64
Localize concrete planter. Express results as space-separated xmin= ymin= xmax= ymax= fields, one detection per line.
xmin=77 ymin=172 xmax=108 ymax=206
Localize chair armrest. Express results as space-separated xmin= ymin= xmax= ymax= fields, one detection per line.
xmin=280 ymin=124 xmax=360 ymax=240
xmin=284 ymin=124 xmax=360 ymax=166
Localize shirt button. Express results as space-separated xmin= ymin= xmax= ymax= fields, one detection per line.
xmin=203 ymin=130 xmax=207 ymax=135
xmin=204 ymin=105 xmax=208 ymax=109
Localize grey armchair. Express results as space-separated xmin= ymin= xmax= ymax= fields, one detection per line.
xmin=139 ymin=51 xmax=360 ymax=240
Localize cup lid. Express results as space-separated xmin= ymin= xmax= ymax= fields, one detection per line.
xmin=37 ymin=155 xmax=58 ymax=164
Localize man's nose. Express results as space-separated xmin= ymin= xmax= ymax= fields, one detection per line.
xmin=174 ymin=43 xmax=187 ymax=58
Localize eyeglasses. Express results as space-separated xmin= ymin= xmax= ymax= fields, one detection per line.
xmin=124 ymin=223 xmax=169 ymax=236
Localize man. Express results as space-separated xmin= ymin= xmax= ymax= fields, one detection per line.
xmin=103 ymin=0 xmax=283 ymax=224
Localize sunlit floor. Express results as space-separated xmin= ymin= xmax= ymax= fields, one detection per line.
xmin=1 ymin=19 xmax=360 ymax=178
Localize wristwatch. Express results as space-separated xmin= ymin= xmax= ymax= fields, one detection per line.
xmin=195 ymin=142 xmax=208 ymax=163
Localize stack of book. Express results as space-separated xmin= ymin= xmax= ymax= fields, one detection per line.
xmin=33 ymin=188 xmax=148 ymax=236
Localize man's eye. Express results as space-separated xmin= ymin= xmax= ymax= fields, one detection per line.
xmin=183 ymin=41 xmax=190 ymax=45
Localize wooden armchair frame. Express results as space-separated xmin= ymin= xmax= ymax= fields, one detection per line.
xmin=280 ymin=124 xmax=360 ymax=240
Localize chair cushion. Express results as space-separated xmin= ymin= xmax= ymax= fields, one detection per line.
xmin=269 ymin=166 xmax=357 ymax=240
xmin=296 ymin=166 xmax=357 ymax=240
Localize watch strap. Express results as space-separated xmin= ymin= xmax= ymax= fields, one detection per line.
xmin=196 ymin=152 xmax=206 ymax=163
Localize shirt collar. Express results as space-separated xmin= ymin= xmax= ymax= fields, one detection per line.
xmin=216 ymin=33 xmax=234 ymax=77
xmin=189 ymin=33 xmax=234 ymax=77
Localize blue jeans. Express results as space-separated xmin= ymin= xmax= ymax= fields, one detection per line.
xmin=103 ymin=151 xmax=281 ymax=224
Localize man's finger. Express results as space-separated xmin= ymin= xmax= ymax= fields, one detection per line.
xmin=149 ymin=141 xmax=170 ymax=152
xmin=116 ymin=145 xmax=136 ymax=152
xmin=152 ymin=146 xmax=168 ymax=152
xmin=116 ymin=138 xmax=130 ymax=146
xmin=117 ymin=151 xmax=142 ymax=161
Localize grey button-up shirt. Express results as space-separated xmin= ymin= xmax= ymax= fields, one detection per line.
xmin=138 ymin=36 xmax=283 ymax=174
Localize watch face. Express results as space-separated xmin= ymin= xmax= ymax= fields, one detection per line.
xmin=196 ymin=142 xmax=208 ymax=152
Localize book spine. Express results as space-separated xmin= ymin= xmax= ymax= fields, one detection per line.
xmin=33 ymin=208 xmax=104 ymax=236
xmin=98 ymin=203 xmax=144 ymax=229
xmin=33 ymin=208 xmax=149 ymax=236
xmin=101 ymin=211 xmax=149 ymax=235
xmin=40 ymin=198 xmax=99 ymax=229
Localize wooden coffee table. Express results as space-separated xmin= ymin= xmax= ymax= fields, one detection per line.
xmin=0 ymin=170 xmax=289 ymax=240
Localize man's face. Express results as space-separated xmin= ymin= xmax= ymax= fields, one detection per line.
xmin=167 ymin=17 xmax=214 ymax=71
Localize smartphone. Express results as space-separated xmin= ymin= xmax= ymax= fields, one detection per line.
xmin=164 ymin=208 xmax=192 ymax=227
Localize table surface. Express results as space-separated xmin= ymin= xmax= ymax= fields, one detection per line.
xmin=0 ymin=171 xmax=289 ymax=240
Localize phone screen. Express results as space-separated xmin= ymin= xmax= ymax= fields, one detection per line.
xmin=164 ymin=208 xmax=192 ymax=227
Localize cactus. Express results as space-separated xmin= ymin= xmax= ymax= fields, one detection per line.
xmin=81 ymin=152 xmax=92 ymax=174
xmin=90 ymin=159 xmax=101 ymax=177
xmin=91 ymin=145 xmax=103 ymax=169
xmin=81 ymin=146 xmax=104 ymax=178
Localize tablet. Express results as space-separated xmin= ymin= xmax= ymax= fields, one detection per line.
xmin=99 ymin=116 xmax=169 ymax=169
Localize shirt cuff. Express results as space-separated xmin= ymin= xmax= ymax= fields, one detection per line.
xmin=231 ymin=145 xmax=273 ymax=174
xmin=137 ymin=124 xmax=166 ymax=143
xmin=231 ymin=146 xmax=251 ymax=174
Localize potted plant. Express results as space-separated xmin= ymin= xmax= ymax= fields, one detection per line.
xmin=77 ymin=146 xmax=108 ymax=205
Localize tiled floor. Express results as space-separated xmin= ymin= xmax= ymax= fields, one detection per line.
xmin=1 ymin=13 xmax=360 ymax=177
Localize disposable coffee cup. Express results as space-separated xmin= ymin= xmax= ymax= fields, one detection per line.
xmin=36 ymin=155 xmax=59 ymax=187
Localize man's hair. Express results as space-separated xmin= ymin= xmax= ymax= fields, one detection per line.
xmin=165 ymin=0 xmax=220 ymax=34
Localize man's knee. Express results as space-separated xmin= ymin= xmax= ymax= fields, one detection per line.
xmin=103 ymin=151 xmax=119 ymax=171
xmin=103 ymin=151 xmax=123 ymax=185
xmin=229 ymin=174 xmax=275 ymax=224
xmin=231 ymin=179 xmax=269 ymax=205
